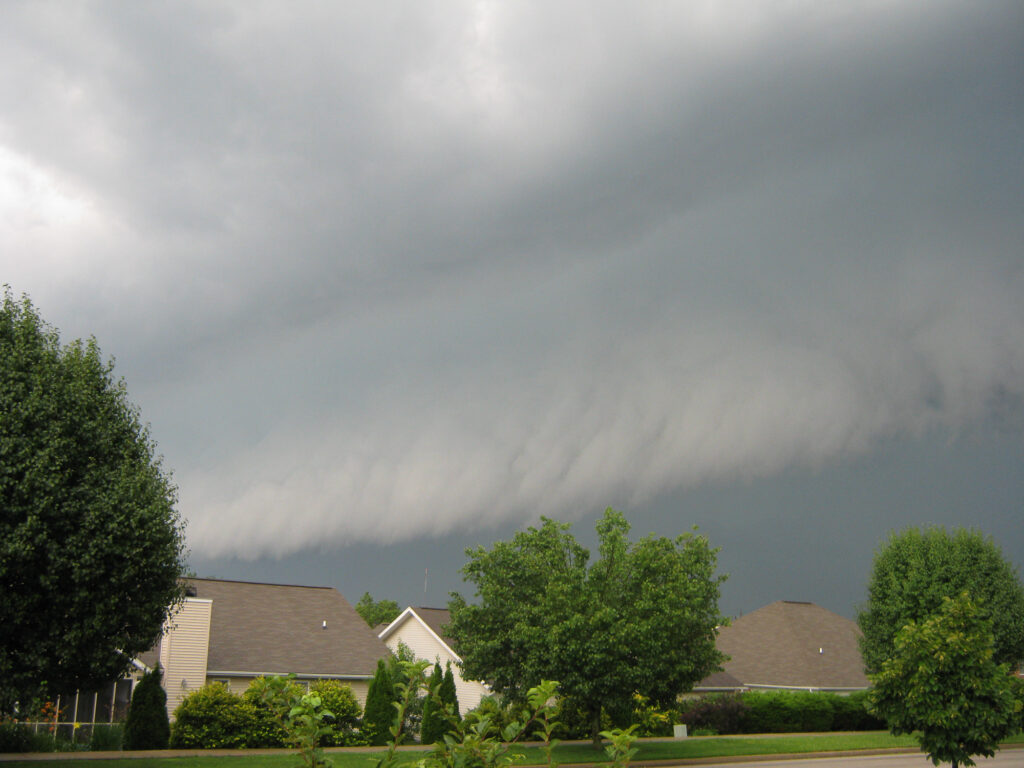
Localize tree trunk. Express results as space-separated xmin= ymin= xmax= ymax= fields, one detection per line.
xmin=590 ymin=706 xmax=602 ymax=749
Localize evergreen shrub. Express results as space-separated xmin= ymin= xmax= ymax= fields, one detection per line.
xmin=362 ymin=660 xmax=396 ymax=746
xmin=123 ymin=665 xmax=170 ymax=750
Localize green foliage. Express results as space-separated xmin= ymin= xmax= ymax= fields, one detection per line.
xmin=309 ymin=680 xmax=362 ymax=746
xmin=123 ymin=665 xmax=170 ymax=750
xmin=858 ymin=526 xmax=1024 ymax=675
xmin=422 ymin=678 xmax=562 ymax=768
xmin=440 ymin=664 xmax=459 ymax=721
xmin=355 ymin=593 xmax=401 ymax=628
xmin=599 ymin=725 xmax=639 ymax=768
xmin=88 ymin=723 xmax=123 ymax=751
xmin=419 ymin=663 xmax=445 ymax=744
xmin=738 ymin=691 xmax=834 ymax=734
xmin=675 ymin=691 xmax=882 ymax=735
xmin=448 ymin=509 xmax=726 ymax=745
xmin=831 ymin=691 xmax=885 ymax=732
xmin=363 ymin=660 xmax=397 ymax=746
xmin=170 ymin=683 xmax=258 ymax=749
xmin=0 ymin=720 xmax=36 ymax=752
xmin=0 ymin=288 xmax=186 ymax=712
xmin=630 ymin=694 xmax=674 ymax=737
xmin=678 ymin=694 xmax=747 ymax=735
xmin=869 ymin=593 xmax=1022 ymax=768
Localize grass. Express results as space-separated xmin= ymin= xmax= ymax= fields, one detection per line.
xmin=3 ymin=732 xmax=1023 ymax=768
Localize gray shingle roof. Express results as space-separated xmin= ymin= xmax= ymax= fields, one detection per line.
xmin=184 ymin=578 xmax=389 ymax=678
xmin=698 ymin=601 xmax=868 ymax=690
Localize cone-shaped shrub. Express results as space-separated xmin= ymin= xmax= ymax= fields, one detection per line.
xmin=123 ymin=664 xmax=170 ymax=750
xmin=363 ymin=659 xmax=396 ymax=745
xmin=419 ymin=662 xmax=444 ymax=744
xmin=441 ymin=663 xmax=460 ymax=721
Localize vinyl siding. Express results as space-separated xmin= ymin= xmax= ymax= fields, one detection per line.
xmin=159 ymin=598 xmax=212 ymax=717
xmin=384 ymin=614 xmax=490 ymax=712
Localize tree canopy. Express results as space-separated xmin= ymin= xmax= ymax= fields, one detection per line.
xmin=0 ymin=289 xmax=186 ymax=711
xmin=869 ymin=593 xmax=1022 ymax=768
xmin=857 ymin=526 xmax=1024 ymax=675
xmin=447 ymin=508 xmax=726 ymax=744
xmin=355 ymin=592 xmax=400 ymax=628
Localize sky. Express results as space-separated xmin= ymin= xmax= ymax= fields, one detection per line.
xmin=2 ymin=1 xmax=1022 ymax=620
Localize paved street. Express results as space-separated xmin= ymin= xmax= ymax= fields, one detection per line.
xmin=719 ymin=750 xmax=1024 ymax=768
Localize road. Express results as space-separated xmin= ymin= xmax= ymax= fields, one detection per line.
xmin=715 ymin=750 xmax=1024 ymax=768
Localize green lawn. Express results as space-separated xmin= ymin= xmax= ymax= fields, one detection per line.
xmin=3 ymin=732 xmax=1023 ymax=768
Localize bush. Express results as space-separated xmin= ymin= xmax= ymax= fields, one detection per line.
xmin=832 ymin=691 xmax=885 ymax=731
xmin=678 ymin=694 xmax=748 ymax=735
xmin=0 ymin=721 xmax=35 ymax=752
xmin=309 ymin=679 xmax=363 ymax=746
xmin=123 ymin=665 xmax=170 ymax=750
xmin=363 ymin=660 xmax=395 ymax=746
xmin=170 ymin=683 xmax=258 ymax=749
xmin=630 ymin=694 xmax=675 ymax=737
xmin=89 ymin=724 xmax=123 ymax=751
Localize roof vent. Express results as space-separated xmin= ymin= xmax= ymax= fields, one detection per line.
xmin=322 ymin=620 xmax=327 ymax=630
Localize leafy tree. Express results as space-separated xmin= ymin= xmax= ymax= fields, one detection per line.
xmin=355 ymin=593 xmax=401 ymax=628
xmin=857 ymin=526 xmax=1024 ymax=675
xmin=419 ymin=662 xmax=445 ymax=744
xmin=0 ymin=289 xmax=186 ymax=712
xmin=869 ymin=593 xmax=1022 ymax=768
xmin=363 ymin=659 xmax=396 ymax=746
xmin=448 ymin=508 xmax=726 ymax=746
xmin=123 ymin=664 xmax=170 ymax=750
xmin=441 ymin=663 xmax=460 ymax=721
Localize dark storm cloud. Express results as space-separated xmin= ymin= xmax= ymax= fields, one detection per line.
xmin=1 ymin=2 xmax=1022 ymax=565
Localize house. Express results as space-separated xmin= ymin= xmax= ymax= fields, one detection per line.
xmin=151 ymin=578 xmax=390 ymax=716
xmin=695 ymin=600 xmax=869 ymax=693
xmin=378 ymin=607 xmax=490 ymax=712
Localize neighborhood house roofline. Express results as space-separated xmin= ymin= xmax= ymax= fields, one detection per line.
xmin=379 ymin=607 xmax=462 ymax=662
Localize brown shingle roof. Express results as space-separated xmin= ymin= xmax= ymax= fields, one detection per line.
xmin=415 ymin=607 xmax=452 ymax=644
xmin=699 ymin=601 xmax=868 ymax=690
xmin=185 ymin=578 xmax=388 ymax=678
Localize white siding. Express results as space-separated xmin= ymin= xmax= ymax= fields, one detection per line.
xmin=159 ymin=598 xmax=212 ymax=718
xmin=384 ymin=613 xmax=490 ymax=713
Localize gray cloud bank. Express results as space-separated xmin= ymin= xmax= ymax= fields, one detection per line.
xmin=1 ymin=2 xmax=1022 ymax=559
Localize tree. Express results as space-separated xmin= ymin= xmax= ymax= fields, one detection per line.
xmin=123 ymin=664 xmax=170 ymax=750
xmin=441 ymin=663 xmax=460 ymax=721
xmin=447 ymin=508 xmax=726 ymax=746
xmin=858 ymin=526 xmax=1024 ymax=675
xmin=419 ymin=662 xmax=445 ymax=744
xmin=0 ymin=289 xmax=186 ymax=712
xmin=869 ymin=593 xmax=1022 ymax=768
xmin=355 ymin=592 xmax=401 ymax=628
xmin=363 ymin=659 xmax=396 ymax=746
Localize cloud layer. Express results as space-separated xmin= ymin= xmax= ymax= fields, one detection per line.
xmin=2 ymin=1 xmax=1022 ymax=559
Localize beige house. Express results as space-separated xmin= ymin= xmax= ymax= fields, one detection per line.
xmin=695 ymin=600 xmax=869 ymax=693
xmin=379 ymin=607 xmax=490 ymax=713
xmin=148 ymin=578 xmax=390 ymax=716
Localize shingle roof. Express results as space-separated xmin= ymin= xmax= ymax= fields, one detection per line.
xmin=184 ymin=578 xmax=388 ymax=678
xmin=699 ymin=601 xmax=868 ymax=690
xmin=415 ymin=607 xmax=452 ymax=644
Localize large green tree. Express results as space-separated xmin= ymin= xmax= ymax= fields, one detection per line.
xmin=857 ymin=526 xmax=1024 ymax=675
xmin=0 ymin=289 xmax=186 ymax=712
xmin=869 ymin=593 xmax=1022 ymax=768
xmin=355 ymin=592 xmax=400 ymax=628
xmin=447 ymin=508 xmax=726 ymax=745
